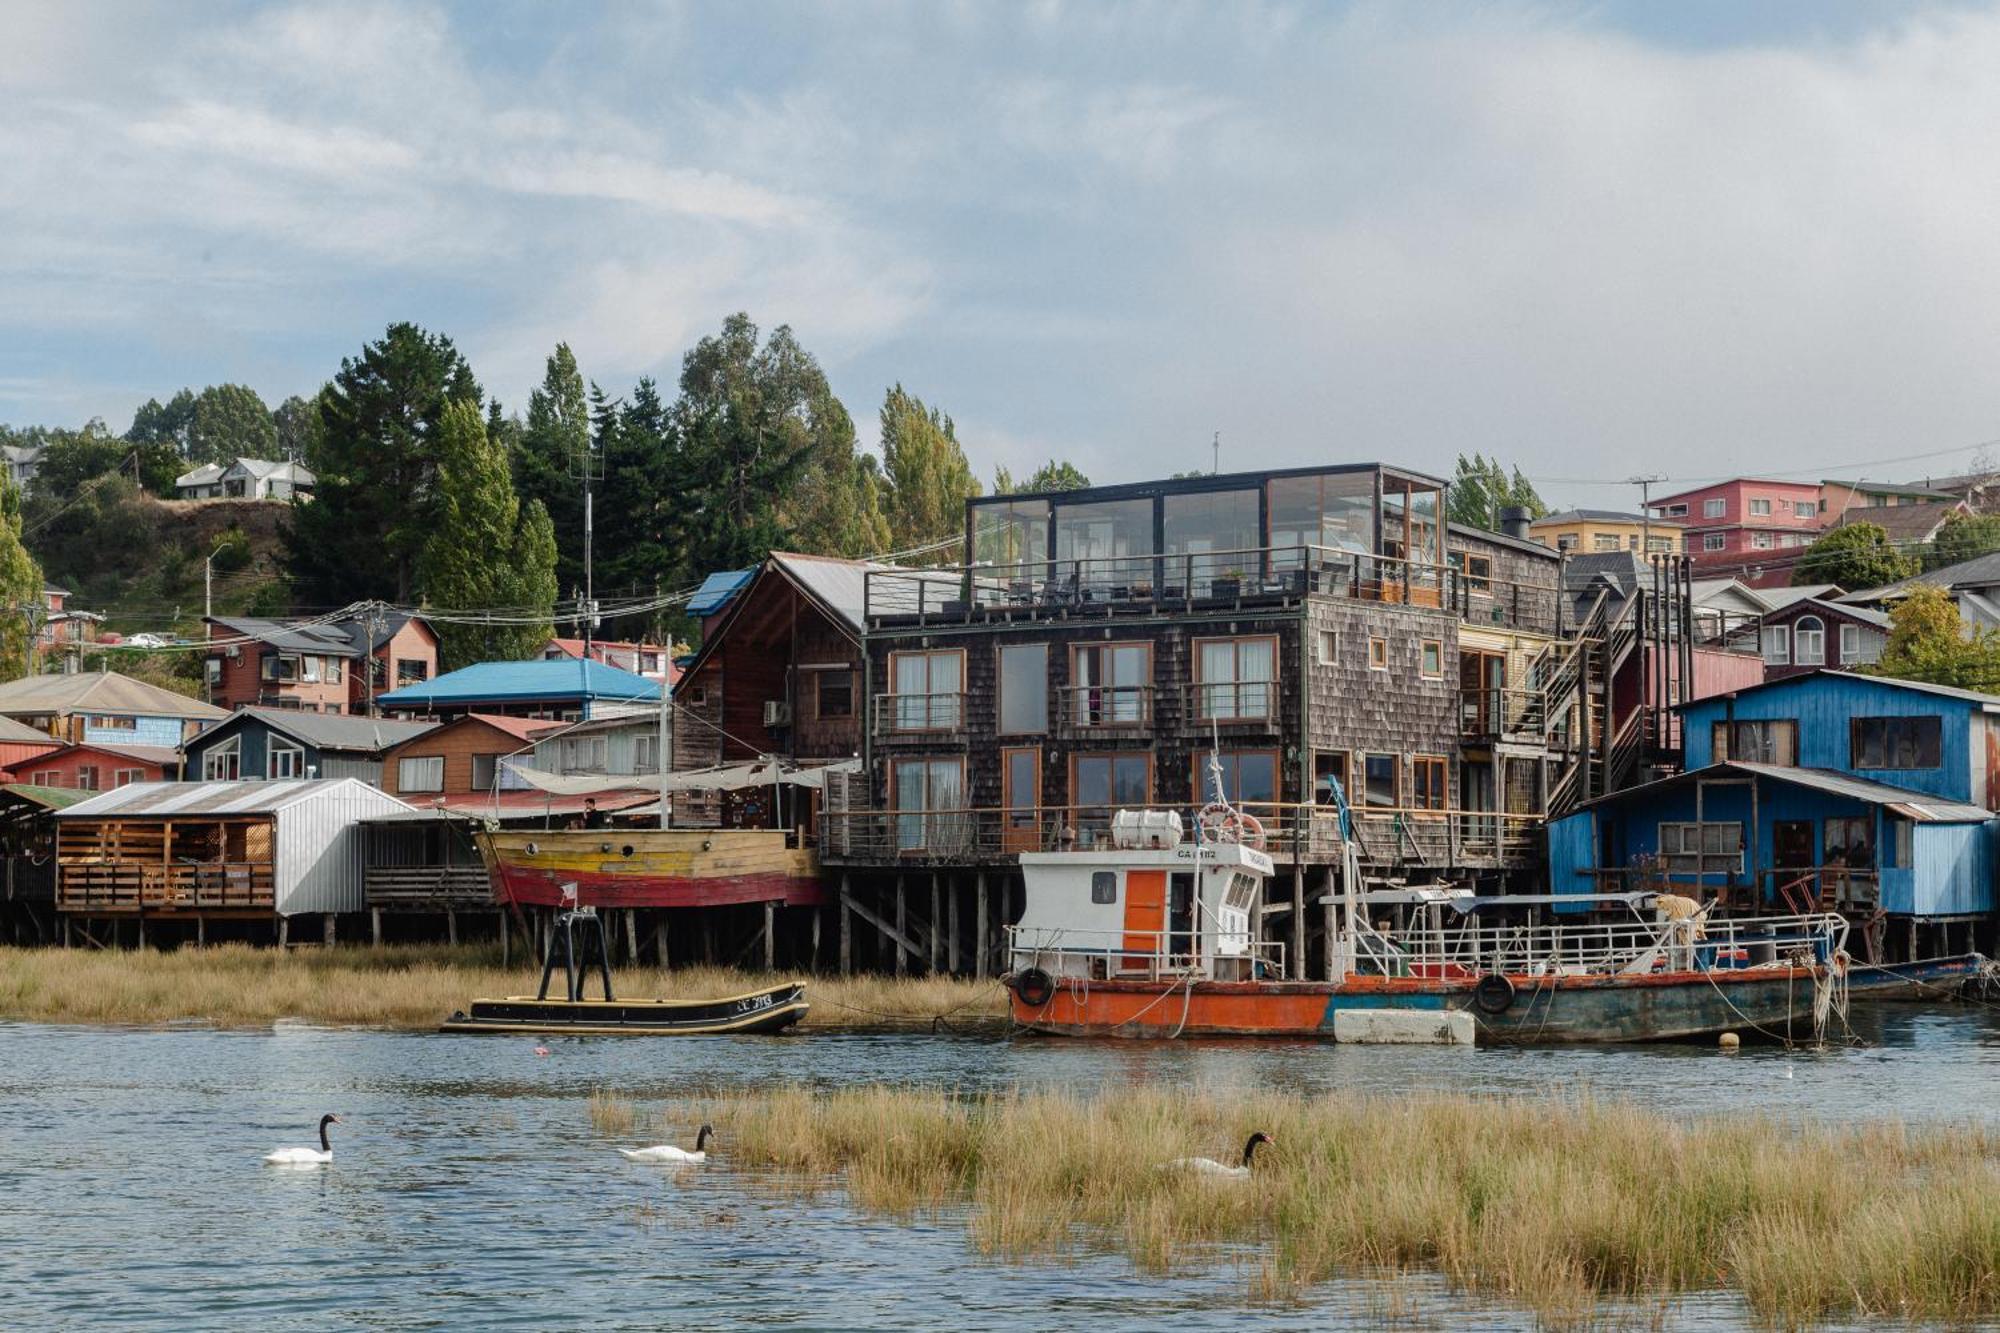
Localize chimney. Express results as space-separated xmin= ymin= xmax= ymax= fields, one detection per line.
xmin=1498 ymin=506 xmax=1534 ymax=541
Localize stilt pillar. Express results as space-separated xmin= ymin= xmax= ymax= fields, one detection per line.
xmin=763 ymin=899 xmax=776 ymax=972
xmin=371 ymin=907 xmax=383 ymax=946
xmin=974 ymin=872 xmax=989 ymax=979
xmin=895 ymin=876 xmax=907 ymax=976
xmin=839 ymin=875 xmax=852 ymax=975
xmin=947 ymin=875 xmax=961 ymax=974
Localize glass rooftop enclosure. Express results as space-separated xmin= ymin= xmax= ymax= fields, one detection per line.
xmin=865 ymin=463 xmax=1500 ymax=623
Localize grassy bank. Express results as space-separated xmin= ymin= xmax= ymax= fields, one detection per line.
xmin=0 ymin=945 xmax=1007 ymax=1031
xmin=595 ymin=1085 xmax=2000 ymax=1326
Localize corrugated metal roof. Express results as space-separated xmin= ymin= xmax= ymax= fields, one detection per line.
xmin=688 ymin=568 xmax=755 ymax=616
xmin=54 ymin=777 xmax=364 ymax=818
xmin=0 ymin=715 xmax=54 ymax=744
xmin=1675 ymin=667 xmax=2000 ymax=712
xmin=1829 ymin=501 xmax=1962 ymax=542
xmin=190 ymin=706 xmax=437 ymax=753
xmin=1 ymin=783 xmax=92 ymax=809
xmin=1583 ymin=762 xmax=1993 ymax=823
xmin=0 ymin=671 xmax=228 ymax=720
xmin=375 ymin=658 xmax=661 ymax=709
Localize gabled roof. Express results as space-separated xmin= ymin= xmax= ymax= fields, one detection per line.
xmin=55 ymin=777 xmax=412 ymax=819
xmin=0 ymin=671 xmax=227 ymax=721
xmin=185 ymin=706 xmax=436 ymax=754
xmin=0 ymin=783 xmax=91 ymax=809
xmin=1756 ymin=584 xmax=1843 ymax=611
xmin=1532 ymin=508 xmax=1685 ymax=527
xmin=376 ymin=658 xmax=662 ymax=709
xmin=689 ymin=569 xmax=755 ymax=617
xmin=1577 ymin=761 xmax=1992 ymax=822
xmin=0 ymin=714 xmax=55 ymax=744
xmin=1828 ymin=501 xmax=1964 ymax=542
xmin=382 ymin=712 xmax=556 ymax=753
xmin=1675 ymin=666 xmax=2000 ymax=712
xmin=1688 ymin=578 xmax=1773 ymax=612
xmin=1826 ymin=479 xmax=1959 ymax=500
xmin=677 ymin=552 xmax=892 ymax=685
xmin=1447 ymin=521 xmax=1562 ymax=560
xmin=207 ymin=610 xmax=425 ymax=657
xmin=175 ymin=463 xmax=226 ymax=488
xmin=16 ymin=742 xmax=181 ymax=768
xmin=1843 ymin=549 xmax=2000 ymax=603
xmin=1761 ymin=597 xmax=1891 ymax=629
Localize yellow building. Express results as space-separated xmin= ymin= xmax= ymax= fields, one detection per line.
xmin=1527 ymin=509 xmax=1685 ymax=555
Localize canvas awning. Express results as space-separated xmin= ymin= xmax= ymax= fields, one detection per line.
xmin=500 ymin=757 xmax=861 ymax=797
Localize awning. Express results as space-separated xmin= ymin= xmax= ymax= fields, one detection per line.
xmin=501 ymin=757 xmax=862 ymax=797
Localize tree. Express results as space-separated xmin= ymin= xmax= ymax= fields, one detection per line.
xmin=1871 ymin=584 xmax=2000 ymax=691
xmin=594 ymin=378 xmax=677 ymax=639
xmin=415 ymin=399 xmax=558 ymax=667
xmin=995 ymin=459 xmax=1091 ymax=494
xmin=513 ymin=343 xmax=590 ymax=596
xmin=283 ymin=322 xmax=481 ymax=606
xmin=0 ymin=468 xmax=44 ymax=678
xmin=1447 ymin=453 xmax=1547 ymax=531
xmin=126 ymin=390 xmax=195 ymax=456
xmin=1792 ymin=522 xmax=1917 ymax=590
xmin=1926 ymin=509 xmax=2000 ymax=572
xmin=187 ymin=384 xmax=278 ymax=464
xmin=272 ymin=394 xmax=324 ymax=462
xmin=880 ymin=384 xmax=978 ymax=557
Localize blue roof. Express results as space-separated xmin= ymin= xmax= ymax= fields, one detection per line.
xmin=376 ymin=658 xmax=662 ymax=708
xmin=688 ymin=568 xmax=754 ymax=617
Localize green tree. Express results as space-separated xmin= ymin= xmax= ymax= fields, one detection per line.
xmin=594 ymin=378 xmax=677 ymax=639
xmin=1447 ymin=453 xmax=1548 ymax=531
xmin=284 ymin=322 xmax=481 ymax=606
xmin=880 ymin=384 xmax=979 ymax=557
xmin=272 ymin=393 xmax=324 ymax=462
xmin=513 ymin=343 xmax=590 ymax=595
xmin=126 ymin=390 xmax=195 ymax=456
xmin=1925 ymin=509 xmax=2000 ymax=572
xmin=187 ymin=384 xmax=278 ymax=463
xmin=416 ymin=399 xmax=558 ymax=667
xmin=995 ymin=459 xmax=1091 ymax=494
xmin=1792 ymin=522 xmax=1918 ymax=590
xmin=1871 ymin=584 xmax=2000 ymax=691
xmin=0 ymin=468 xmax=44 ymax=678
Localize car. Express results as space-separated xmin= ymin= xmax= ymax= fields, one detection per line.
xmin=124 ymin=633 xmax=170 ymax=649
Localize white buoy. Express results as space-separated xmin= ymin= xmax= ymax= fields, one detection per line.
xmin=1718 ymin=1031 xmax=1741 ymax=1051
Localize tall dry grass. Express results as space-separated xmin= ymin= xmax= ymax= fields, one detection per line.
xmin=0 ymin=944 xmax=1006 ymax=1031
xmin=596 ymin=1084 xmax=2000 ymax=1326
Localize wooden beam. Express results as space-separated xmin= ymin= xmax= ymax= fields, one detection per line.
xmin=974 ymin=872 xmax=988 ymax=979
xmin=929 ymin=874 xmax=940 ymax=970
xmin=839 ymin=874 xmax=852 ymax=974
xmin=894 ymin=875 xmax=906 ymax=976
xmin=810 ymin=907 xmax=822 ymax=975
xmin=842 ymin=887 xmax=922 ymax=964
xmin=947 ymin=874 xmax=961 ymax=974
xmin=763 ymin=899 xmax=776 ymax=972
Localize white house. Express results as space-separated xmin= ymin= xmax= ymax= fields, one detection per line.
xmin=176 ymin=458 xmax=317 ymax=501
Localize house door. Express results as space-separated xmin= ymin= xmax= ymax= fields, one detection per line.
xmin=1773 ymin=821 xmax=1814 ymax=902
xmin=1122 ymin=869 xmax=1167 ymax=971
xmin=1001 ymin=748 xmax=1040 ymax=854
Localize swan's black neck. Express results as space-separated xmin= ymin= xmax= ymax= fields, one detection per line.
xmin=318 ymin=1114 xmax=337 ymax=1152
xmin=695 ymin=1124 xmax=714 ymax=1152
xmin=1241 ymin=1134 xmax=1268 ymax=1167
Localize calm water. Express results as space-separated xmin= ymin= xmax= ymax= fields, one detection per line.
xmin=3 ymin=1005 xmax=1998 ymax=1330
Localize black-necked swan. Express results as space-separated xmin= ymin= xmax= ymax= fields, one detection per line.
xmin=1160 ymin=1131 xmax=1273 ymax=1179
xmin=619 ymin=1123 xmax=713 ymax=1164
xmin=264 ymin=1114 xmax=342 ymax=1166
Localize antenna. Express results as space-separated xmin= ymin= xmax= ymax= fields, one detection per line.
xmin=1628 ymin=473 xmax=1666 ymax=557
xmin=1212 ymin=430 xmax=1220 ymax=476
xmin=575 ymin=396 xmax=612 ymax=659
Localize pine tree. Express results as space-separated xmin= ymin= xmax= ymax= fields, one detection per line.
xmin=187 ymin=384 xmax=279 ymax=464
xmin=0 ymin=469 xmax=44 ymax=678
xmin=416 ymin=399 xmax=557 ymax=667
xmin=514 ymin=344 xmax=590 ymax=595
xmin=881 ymin=384 xmax=979 ymax=558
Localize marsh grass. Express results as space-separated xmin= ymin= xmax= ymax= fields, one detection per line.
xmin=0 ymin=944 xmax=1007 ymax=1031
xmin=601 ymin=1084 xmax=2000 ymax=1326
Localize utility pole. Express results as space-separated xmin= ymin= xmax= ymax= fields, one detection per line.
xmin=364 ymin=602 xmax=382 ymax=718
xmin=1212 ymin=431 xmax=1220 ymax=475
xmin=575 ymin=406 xmax=607 ymax=661
xmin=1628 ymin=474 xmax=1666 ymax=557
xmin=203 ymin=537 xmax=231 ymax=624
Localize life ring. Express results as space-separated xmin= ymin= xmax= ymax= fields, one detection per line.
xmin=1011 ymin=967 xmax=1055 ymax=1008
xmin=1473 ymin=973 xmax=1516 ymax=1015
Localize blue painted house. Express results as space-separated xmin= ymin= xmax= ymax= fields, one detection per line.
xmin=1548 ymin=671 xmax=1999 ymax=955
xmin=182 ymin=706 xmax=437 ymax=785
xmin=376 ymin=658 xmax=662 ymax=722
xmin=0 ymin=669 xmax=227 ymax=749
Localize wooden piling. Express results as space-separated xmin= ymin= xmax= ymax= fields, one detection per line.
xmin=974 ymin=872 xmax=989 ymax=978
xmin=500 ymin=912 xmax=510 ymax=966
xmin=446 ymin=908 xmax=458 ymax=946
xmin=947 ymin=874 xmax=961 ymax=974
xmin=323 ymin=913 xmax=336 ymax=946
xmin=894 ymin=876 xmax=907 ymax=976
xmin=762 ymin=900 xmax=776 ymax=971
xmin=654 ymin=914 xmax=669 ymax=969
xmin=371 ymin=907 xmax=383 ymax=946
xmin=1291 ymin=863 xmax=1305 ymax=979
xmin=277 ymin=915 xmax=289 ymax=949
xmin=839 ymin=874 xmax=852 ymax=974
xmin=624 ymin=909 xmax=639 ymax=965
xmin=810 ymin=908 xmax=822 ymax=974
xmin=929 ymin=874 xmax=941 ymax=971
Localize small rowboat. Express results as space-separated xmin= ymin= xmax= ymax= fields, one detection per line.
xmin=440 ymin=981 xmax=809 ymax=1036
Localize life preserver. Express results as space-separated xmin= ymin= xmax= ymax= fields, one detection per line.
xmin=1011 ymin=967 xmax=1055 ymax=1008
xmin=1473 ymin=973 xmax=1516 ymax=1015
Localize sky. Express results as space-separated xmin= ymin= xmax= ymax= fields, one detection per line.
xmin=4 ymin=0 xmax=2000 ymax=511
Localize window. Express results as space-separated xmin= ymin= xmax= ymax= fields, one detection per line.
xmin=1850 ymin=716 xmax=1942 ymax=769
xmin=1888 ymin=817 xmax=1912 ymax=869
xmin=1703 ymin=498 xmax=1726 ymax=518
xmin=892 ymin=757 xmax=967 ymax=852
xmin=641 ymin=652 xmax=661 ymax=674
xmin=1419 ymin=640 xmax=1443 ymax=679
xmin=300 ymin=656 xmax=321 ymax=683
xmin=1761 ymin=624 xmax=1790 ymax=665
xmin=1367 ymin=637 xmax=1388 ymax=671
xmin=1055 ymin=496 xmax=1155 ymax=590
xmin=891 ymin=650 xmax=964 ymax=730
xmin=326 ymin=658 xmax=343 ymax=684
xmin=1793 ymin=616 xmax=1825 ymax=665
xmin=1556 ymin=533 xmax=1578 ymax=551
xmin=1646 ymin=536 xmax=1675 ymax=553
xmin=1196 ymin=751 xmax=1279 ymax=807
xmin=87 ymin=715 xmax=136 ymax=731
xmin=1662 ymin=503 xmax=1689 ymax=517
xmin=1196 ymin=637 xmax=1276 ymax=720
xmin=631 ymin=737 xmax=657 ymax=775
xmin=1824 ymin=816 xmax=1875 ymax=869
xmin=1164 ymin=488 xmax=1260 ymax=596
xmin=1362 ymin=753 xmax=1398 ymax=808
xmin=76 ymin=765 xmax=100 ymax=791
xmin=112 ymin=768 xmax=143 ymax=787
xmin=398 ymin=755 xmax=445 ymax=792
xmin=1315 ymin=629 xmax=1337 ymax=666
xmin=816 ymin=670 xmax=855 ymax=720
xmin=1090 ymin=870 xmax=1118 ymax=905
xmin=1659 ymin=821 xmax=1744 ymax=872
xmin=1592 ymin=533 xmax=1621 ymax=552
xmin=29 ymin=769 xmax=58 ymax=786
xmin=1751 ymin=532 xmax=1774 ymax=550
xmin=997 ymin=644 xmax=1048 ymax=734
xmin=1460 ymin=553 xmax=1491 ymax=593
xmin=1749 ymin=498 xmax=1772 ymax=516
xmin=396 ymin=659 xmax=429 ymax=685
xmin=1411 ymin=756 xmax=1447 ymax=811
xmin=202 ymin=737 xmax=240 ymax=781
xmin=1314 ymin=752 xmax=1350 ymax=806
xmin=1839 ymin=624 xmax=1876 ymax=665
xmin=1704 ymin=533 xmax=1727 ymax=552
xmin=261 ymin=654 xmax=299 ymax=683
xmin=204 ymin=657 xmax=223 ymax=688
xmin=1795 ymin=500 xmax=1817 ymax=518
xmin=1712 ymin=719 xmax=1797 ymax=765
xmin=472 ymin=753 xmax=503 ymax=789
xmin=563 ymin=736 xmax=608 ymax=772
xmin=1071 ymin=643 xmax=1150 ymax=725
xmin=268 ymin=743 xmax=303 ymax=779
xmin=1072 ymin=753 xmax=1151 ymax=818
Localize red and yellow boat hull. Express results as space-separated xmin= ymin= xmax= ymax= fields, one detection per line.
xmin=476 ymin=829 xmax=827 ymax=909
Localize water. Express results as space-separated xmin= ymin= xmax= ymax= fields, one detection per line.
xmin=3 ymin=1005 xmax=1997 ymax=1330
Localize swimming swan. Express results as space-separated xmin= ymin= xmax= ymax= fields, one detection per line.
xmin=618 ymin=1123 xmax=714 ymax=1164
xmin=1160 ymin=1131 xmax=1273 ymax=1179
xmin=264 ymin=1114 xmax=342 ymax=1166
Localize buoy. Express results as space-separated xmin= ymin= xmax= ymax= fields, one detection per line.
xmin=1718 ymin=1032 xmax=1740 ymax=1051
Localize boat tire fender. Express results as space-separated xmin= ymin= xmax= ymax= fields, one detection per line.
xmin=1012 ymin=968 xmax=1055 ymax=1008
xmin=1473 ymin=973 xmax=1516 ymax=1015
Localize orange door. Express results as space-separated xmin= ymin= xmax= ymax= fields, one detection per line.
xmin=1122 ymin=869 xmax=1167 ymax=970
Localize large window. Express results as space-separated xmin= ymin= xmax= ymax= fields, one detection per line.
xmin=1749 ymin=498 xmax=1772 ymax=516
xmin=268 ymin=741 xmax=303 ymax=779
xmin=1194 ymin=751 xmax=1279 ymax=808
xmin=1267 ymin=471 xmax=1375 ymax=571
xmin=998 ymin=644 xmax=1048 ymax=734
xmin=1704 ymin=533 xmax=1727 ymax=552
xmin=202 ymin=736 xmax=241 ymax=781
xmin=472 ymin=753 xmax=503 ymax=789
xmin=1839 ymin=624 xmax=1877 ymax=665
xmin=1071 ymin=643 xmax=1150 ymax=725
xmin=1362 ymin=753 xmax=1398 ymax=808
xmin=1659 ymin=821 xmax=1743 ymax=872
xmin=1851 ymin=716 xmax=1942 ymax=769
xmin=261 ymin=654 xmax=299 ymax=683
xmin=396 ymin=659 xmax=430 ymax=685
xmin=1712 ymin=719 xmax=1797 ymax=765
xmin=1794 ymin=616 xmax=1825 ymax=665
xmin=1195 ymin=637 xmax=1275 ymax=720
xmin=1592 ymin=533 xmax=1621 ymax=551
xmin=1164 ymin=489 xmax=1259 ymax=597
xmin=893 ymin=757 xmax=966 ymax=852
xmin=970 ymin=496 xmax=1050 ymax=570
xmin=1703 ymin=498 xmax=1726 ymax=518
xmin=1054 ymin=498 xmax=1154 ymax=590
xmin=1072 ymin=753 xmax=1151 ymax=812
xmin=890 ymin=650 xmax=964 ymax=730
xmin=398 ymin=755 xmax=445 ymax=792
xmin=1002 ymin=747 xmax=1040 ymax=850
xmin=1411 ymin=756 xmax=1447 ymax=811
xmin=1760 ymin=624 xmax=1791 ymax=665
xmin=1824 ymin=816 xmax=1876 ymax=869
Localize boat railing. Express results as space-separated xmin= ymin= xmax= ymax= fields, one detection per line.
xmin=1006 ymin=924 xmax=1285 ymax=984
xmin=1343 ymin=910 xmax=1846 ymax=979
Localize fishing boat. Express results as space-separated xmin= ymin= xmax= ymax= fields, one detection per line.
xmin=475 ymin=827 xmax=826 ymax=910
xmin=1004 ymin=784 xmax=1851 ymax=1045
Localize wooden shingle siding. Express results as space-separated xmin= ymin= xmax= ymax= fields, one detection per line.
xmin=1303 ymin=599 xmax=1461 ymax=807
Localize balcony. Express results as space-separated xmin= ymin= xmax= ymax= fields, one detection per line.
xmin=1054 ymin=683 xmax=1155 ymax=734
xmin=1184 ymin=681 xmax=1279 ymax=731
xmin=1460 ymin=686 xmax=1548 ymax=742
xmin=871 ymin=691 xmax=968 ymax=743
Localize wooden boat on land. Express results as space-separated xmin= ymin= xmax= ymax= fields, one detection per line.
xmin=474 ymin=828 xmax=826 ymax=910
xmin=1004 ymin=802 xmax=1851 ymax=1045
xmin=441 ymin=982 xmax=809 ymax=1035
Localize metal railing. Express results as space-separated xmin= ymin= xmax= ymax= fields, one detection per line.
xmin=1007 ymin=925 xmax=1285 ymax=983
xmin=1342 ymin=909 xmax=1847 ymax=980
xmin=57 ymin=860 xmax=276 ymax=912
xmin=1185 ymin=681 xmax=1279 ymax=725
xmin=871 ymin=691 xmax=967 ymax=737
xmin=1766 ymin=867 xmax=1881 ymax=913
xmin=1054 ymin=683 xmax=1155 ymax=730
xmin=1460 ymin=685 xmax=1547 ymax=739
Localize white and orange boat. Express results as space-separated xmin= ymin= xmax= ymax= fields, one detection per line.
xmin=1004 ymin=791 xmax=1851 ymax=1045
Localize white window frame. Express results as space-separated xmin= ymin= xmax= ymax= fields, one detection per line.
xmin=1839 ymin=624 xmax=1865 ymax=664
xmin=1662 ymin=503 xmax=1688 ymax=518
xmin=202 ymin=736 xmax=241 ymax=781
xmin=1658 ymin=821 xmax=1744 ymax=873
xmin=632 ymin=735 xmax=659 ymax=774
xmin=1793 ymin=616 xmax=1825 ymax=666
xmin=1761 ymin=624 xmax=1791 ymax=665
xmin=1315 ymin=628 xmax=1337 ymax=667
xmin=112 ymin=768 xmax=144 ymax=787
xmin=268 ymin=739 xmax=304 ymax=779
xmin=1704 ymin=533 xmax=1727 ymax=552
xmin=1703 ymin=498 xmax=1726 ymax=518
xmin=1749 ymin=498 xmax=1772 ymax=516
xmin=398 ymin=755 xmax=445 ymax=793
xmin=1592 ymin=533 xmax=1621 ymax=552
xmin=1751 ymin=532 xmax=1774 ymax=550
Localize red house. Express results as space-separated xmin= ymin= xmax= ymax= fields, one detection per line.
xmin=204 ymin=611 xmax=440 ymax=715
xmin=1646 ymin=478 xmax=1824 ymax=587
xmin=6 ymin=741 xmax=181 ymax=791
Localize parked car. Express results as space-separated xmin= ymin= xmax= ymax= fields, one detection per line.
xmin=125 ymin=632 xmax=170 ymax=649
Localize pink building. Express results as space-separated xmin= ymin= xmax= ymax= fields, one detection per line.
xmin=1646 ymin=479 xmax=1823 ymax=587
